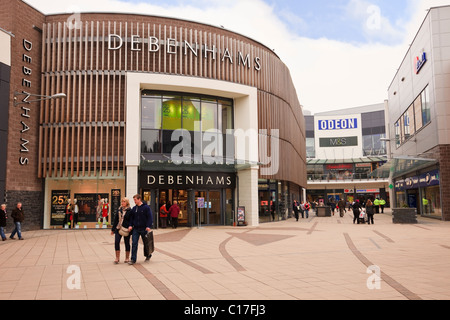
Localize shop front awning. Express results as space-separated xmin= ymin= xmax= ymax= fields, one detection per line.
xmin=369 ymin=156 xmax=438 ymax=179
xmin=307 ymin=156 xmax=388 ymax=165
xmin=139 ymin=154 xmax=260 ymax=173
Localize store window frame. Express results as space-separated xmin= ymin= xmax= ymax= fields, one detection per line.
xmin=141 ymin=91 xmax=234 ymax=160
xmin=394 ymin=85 xmax=431 ymax=149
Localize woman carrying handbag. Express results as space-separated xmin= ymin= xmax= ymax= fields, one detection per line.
xmin=111 ymin=198 xmax=132 ymax=264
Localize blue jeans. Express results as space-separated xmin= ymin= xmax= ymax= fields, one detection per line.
xmin=131 ymin=229 xmax=147 ymax=263
xmin=0 ymin=226 xmax=6 ymax=240
xmin=10 ymin=222 xmax=22 ymax=239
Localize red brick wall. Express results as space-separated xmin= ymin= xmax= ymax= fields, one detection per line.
xmin=1 ymin=0 xmax=45 ymax=192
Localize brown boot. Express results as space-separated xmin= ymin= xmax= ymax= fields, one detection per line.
xmin=114 ymin=250 xmax=120 ymax=264
xmin=124 ymin=251 xmax=130 ymax=263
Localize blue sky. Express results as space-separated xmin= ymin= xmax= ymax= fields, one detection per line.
xmin=118 ymin=0 xmax=415 ymax=45
xmin=25 ymin=0 xmax=448 ymax=112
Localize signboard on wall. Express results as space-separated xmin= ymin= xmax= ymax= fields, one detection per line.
xmin=141 ymin=172 xmax=236 ymax=189
xmin=320 ymin=136 xmax=358 ymax=148
xmin=50 ymin=190 xmax=70 ymax=226
xmin=237 ymin=206 xmax=245 ymax=225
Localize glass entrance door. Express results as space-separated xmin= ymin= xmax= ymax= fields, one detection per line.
xmin=195 ymin=190 xmax=222 ymax=226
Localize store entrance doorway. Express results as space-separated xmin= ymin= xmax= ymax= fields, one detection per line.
xmin=195 ymin=190 xmax=221 ymax=226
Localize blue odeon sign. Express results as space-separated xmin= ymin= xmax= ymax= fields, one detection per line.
xmin=318 ymin=118 xmax=358 ymax=131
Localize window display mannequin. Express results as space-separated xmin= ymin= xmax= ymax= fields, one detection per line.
xmin=102 ymin=198 xmax=109 ymax=224
xmin=73 ymin=199 xmax=79 ymax=227
xmin=64 ymin=199 xmax=73 ymax=228
xmin=96 ymin=195 xmax=103 ymax=223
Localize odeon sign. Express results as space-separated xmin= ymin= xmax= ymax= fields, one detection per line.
xmin=318 ymin=118 xmax=358 ymax=131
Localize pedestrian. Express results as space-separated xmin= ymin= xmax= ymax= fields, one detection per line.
xmin=10 ymin=202 xmax=24 ymax=240
xmin=352 ymin=200 xmax=362 ymax=224
xmin=329 ymin=199 xmax=336 ymax=216
xmin=0 ymin=204 xmax=7 ymax=241
xmin=299 ymin=201 xmax=305 ymax=218
xmin=338 ymin=198 xmax=346 ymax=217
xmin=169 ymin=200 xmax=180 ymax=229
xmin=366 ymin=199 xmax=374 ymax=225
xmin=111 ymin=197 xmax=132 ymax=264
xmin=293 ymin=200 xmax=299 ymax=221
xmin=128 ymin=194 xmax=153 ymax=265
xmin=374 ymin=198 xmax=380 ymax=213
xmin=304 ymin=201 xmax=310 ymax=218
xmin=159 ymin=202 xmax=168 ymax=228
xmin=379 ymin=198 xmax=386 ymax=213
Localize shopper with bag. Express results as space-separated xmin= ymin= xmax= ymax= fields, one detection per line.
xmin=128 ymin=194 xmax=153 ymax=265
xmin=111 ymin=198 xmax=132 ymax=264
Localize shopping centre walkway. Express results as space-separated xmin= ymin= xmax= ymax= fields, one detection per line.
xmin=1 ymin=210 xmax=450 ymax=300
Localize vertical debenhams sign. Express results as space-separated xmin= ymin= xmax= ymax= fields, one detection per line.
xmin=18 ymin=39 xmax=34 ymax=166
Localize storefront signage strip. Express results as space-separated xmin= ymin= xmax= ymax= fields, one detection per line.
xmin=141 ymin=172 xmax=236 ymax=189
xmin=108 ymin=34 xmax=261 ymax=71
xmin=318 ymin=118 xmax=358 ymax=131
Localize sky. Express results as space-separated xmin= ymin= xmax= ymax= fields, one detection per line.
xmin=25 ymin=0 xmax=450 ymax=114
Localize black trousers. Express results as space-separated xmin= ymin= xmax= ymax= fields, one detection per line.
xmin=114 ymin=230 xmax=131 ymax=251
xmin=353 ymin=212 xmax=360 ymax=224
xmin=367 ymin=214 xmax=374 ymax=224
xmin=171 ymin=217 xmax=178 ymax=228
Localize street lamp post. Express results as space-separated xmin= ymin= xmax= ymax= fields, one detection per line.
xmin=14 ymin=91 xmax=66 ymax=106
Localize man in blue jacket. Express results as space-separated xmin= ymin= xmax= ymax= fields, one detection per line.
xmin=128 ymin=194 xmax=153 ymax=264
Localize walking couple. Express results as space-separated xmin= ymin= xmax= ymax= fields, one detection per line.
xmin=111 ymin=194 xmax=154 ymax=265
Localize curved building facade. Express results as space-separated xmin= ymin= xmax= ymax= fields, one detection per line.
xmin=1 ymin=0 xmax=306 ymax=229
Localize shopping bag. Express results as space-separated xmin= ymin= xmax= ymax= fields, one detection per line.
xmin=143 ymin=231 xmax=154 ymax=257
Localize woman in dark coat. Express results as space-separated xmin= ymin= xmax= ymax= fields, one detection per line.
xmin=111 ymin=198 xmax=132 ymax=264
xmin=366 ymin=199 xmax=375 ymax=225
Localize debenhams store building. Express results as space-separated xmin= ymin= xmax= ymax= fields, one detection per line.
xmin=0 ymin=0 xmax=306 ymax=230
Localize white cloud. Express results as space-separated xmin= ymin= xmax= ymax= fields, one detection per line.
xmin=23 ymin=0 xmax=450 ymax=113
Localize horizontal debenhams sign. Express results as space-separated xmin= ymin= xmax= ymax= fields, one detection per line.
xmin=141 ymin=172 xmax=236 ymax=189
xmin=108 ymin=34 xmax=262 ymax=71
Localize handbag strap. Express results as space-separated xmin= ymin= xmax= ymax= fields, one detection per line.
xmin=117 ymin=208 xmax=123 ymax=229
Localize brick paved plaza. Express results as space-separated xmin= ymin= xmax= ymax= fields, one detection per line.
xmin=1 ymin=210 xmax=450 ymax=300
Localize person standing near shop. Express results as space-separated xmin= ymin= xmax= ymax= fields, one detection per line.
xmin=373 ymin=198 xmax=380 ymax=214
xmin=128 ymin=194 xmax=153 ymax=265
xmin=0 ymin=204 xmax=7 ymax=241
xmin=379 ymin=198 xmax=386 ymax=213
xmin=366 ymin=199 xmax=375 ymax=225
xmin=159 ymin=202 xmax=169 ymax=229
xmin=10 ymin=202 xmax=25 ymax=240
xmin=111 ymin=198 xmax=132 ymax=264
xmin=169 ymin=201 xmax=181 ymax=229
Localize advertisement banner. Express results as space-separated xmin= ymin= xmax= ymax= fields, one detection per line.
xmin=50 ymin=190 xmax=70 ymax=226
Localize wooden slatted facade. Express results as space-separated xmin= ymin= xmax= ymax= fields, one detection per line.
xmin=40 ymin=13 xmax=306 ymax=188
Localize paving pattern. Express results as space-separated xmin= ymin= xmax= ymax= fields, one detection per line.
xmin=1 ymin=210 xmax=450 ymax=300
